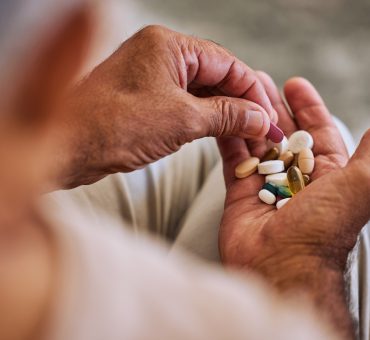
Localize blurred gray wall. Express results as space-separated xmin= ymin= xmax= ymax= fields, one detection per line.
xmin=125 ymin=0 xmax=370 ymax=142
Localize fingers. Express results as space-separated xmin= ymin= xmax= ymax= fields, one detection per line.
xmin=242 ymin=71 xmax=296 ymax=159
xmin=256 ymin=71 xmax=297 ymax=136
xmin=284 ymin=78 xmax=332 ymax=129
xmin=196 ymin=95 xmax=270 ymax=139
xmin=341 ymin=129 xmax=370 ymax=227
xmin=186 ymin=37 xmax=277 ymax=122
xmin=217 ymin=137 xmax=250 ymax=187
xmin=284 ymin=77 xmax=348 ymax=163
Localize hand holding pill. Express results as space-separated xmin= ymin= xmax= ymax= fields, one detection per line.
xmin=59 ymin=25 xmax=282 ymax=189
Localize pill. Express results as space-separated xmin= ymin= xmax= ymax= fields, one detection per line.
xmin=258 ymin=189 xmax=277 ymax=205
xmin=235 ymin=157 xmax=260 ymax=178
xmin=266 ymin=122 xmax=284 ymax=143
xmin=265 ymin=173 xmax=288 ymax=186
xmin=267 ymin=136 xmax=289 ymax=154
xmin=292 ymin=153 xmax=299 ymax=167
xmin=261 ymin=147 xmax=280 ymax=162
xmin=258 ymin=160 xmax=284 ymax=175
xmin=278 ymin=151 xmax=294 ymax=170
xmin=298 ymin=148 xmax=315 ymax=174
xmin=303 ymin=174 xmax=310 ymax=185
xmin=287 ymin=166 xmax=305 ymax=195
xmin=276 ymin=197 xmax=291 ymax=210
xmin=262 ymin=183 xmax=278 ymax=195
xmin=288 ymin=130 xmax=314 ymax=153
xmin=276 ymin=186 xmax=292 ymax=198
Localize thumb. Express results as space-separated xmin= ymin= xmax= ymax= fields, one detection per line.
xmin=348 ymin=128 xmax=370 ymax=167
xmin=342 ymin=128 xmax=370 ymax=216
xmin=196 ymin=95 xmax=271 ymax=139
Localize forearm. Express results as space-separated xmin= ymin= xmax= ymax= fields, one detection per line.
xmin=254 ymin=255 xmax=354 ymax=339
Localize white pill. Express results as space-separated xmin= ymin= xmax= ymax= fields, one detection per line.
xmin=265 ymin=173 xmax=288 ymax=186
xmin=258 ymin=160 xmax=284 ymax=175
xmin=288 ymin=130 xmax=314 ymax=153
xmin=267 ymin=136 xmax=289 ymax=154
xmin=276 ymin=197 xmax=291 ymax=210
xmin=258 ymin=189 xmax=276 ymax=205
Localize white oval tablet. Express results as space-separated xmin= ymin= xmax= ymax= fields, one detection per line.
xmin=258 ymin=189 xmax=276 ymax=205
xmin=267 ymin=136 xmax=289 ymax=154
xmin=276 ymin=197 xmax=291 ymax=210
xmin=258 ymin=160 xmax=284 ymax=175
xmin=265 ymin=173 xmax=288 ymax=186
xmin=288 ymin=130 xmax=314 ymax=153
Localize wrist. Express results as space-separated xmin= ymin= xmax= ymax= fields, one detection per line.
xmin=251 ymin=251 xmax=355 ymax=339
xmin=251 ymin=250 xmax=343 ymax=290
xmin=45 ymin=108 xmax=109 ymax=190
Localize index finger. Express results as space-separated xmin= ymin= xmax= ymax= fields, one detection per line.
xmin=185 ymin=37 xmax=277 ymax=122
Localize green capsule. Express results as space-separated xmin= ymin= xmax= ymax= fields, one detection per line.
xmin=262 ymin=182 xmax=277 ymax=195
xmin=287 ymin=166 xmax=305 ymax=195
xmin=276 ymin=186 xmax=292 ymax=198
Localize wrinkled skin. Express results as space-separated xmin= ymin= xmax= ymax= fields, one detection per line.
xmin=219 ymin=75 xmax=370 ymax=280
xmin=57 ymin=25 xmax=279 ymax=189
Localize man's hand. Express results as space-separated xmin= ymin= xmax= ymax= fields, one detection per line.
xmin=218 ymin=75 xmax=370 ymax=339
xmin=55 ymin=25 xmax=279 ymax=189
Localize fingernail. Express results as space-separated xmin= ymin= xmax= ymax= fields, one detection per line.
xmin=248 ymin=110 xmax=266 ymax=135
xmin=266 ymin=122 xmax=284 ymax=143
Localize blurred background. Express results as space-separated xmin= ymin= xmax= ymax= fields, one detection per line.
xmin=89 ymin=0 xmax=370 ymax=143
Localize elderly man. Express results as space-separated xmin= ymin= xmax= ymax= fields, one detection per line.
xmin=0 ymin=1 xmax=369 ymax=340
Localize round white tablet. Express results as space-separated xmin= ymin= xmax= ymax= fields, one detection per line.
xmin=258 ymin=189 xmax=276 ymax=205
xmin=288 ymin=130 xmax=314 ymax=153
xmin=276 ymin=197 xmax=291 ymax=210
xmin=265 ymin=173 xmax=288 ymax=186
xmin=258 ymin=160 xmax=284 ymax=175
xmin=267 ymin=136 xmax=289 ymax=154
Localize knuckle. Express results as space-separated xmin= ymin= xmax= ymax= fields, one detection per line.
xmin=136 ymin=25 xmax=168 ymax=41
xmin=173 ymin=97 xmax=201 ymax=142
xmin=211 ymin=97 xmax=237 ymax=136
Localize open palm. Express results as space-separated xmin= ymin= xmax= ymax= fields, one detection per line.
xmin=218 ymin=75 xmax=370 ymax=272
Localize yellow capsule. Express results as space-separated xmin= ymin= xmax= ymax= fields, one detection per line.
xmin=287 ymin=166 xmax=305 ymax=195
xmin=261 ymin=147 xmax=280 ymax=162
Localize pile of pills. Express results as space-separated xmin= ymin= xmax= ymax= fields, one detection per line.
xmin=235 ymin=130 xmax=315 ymax=209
